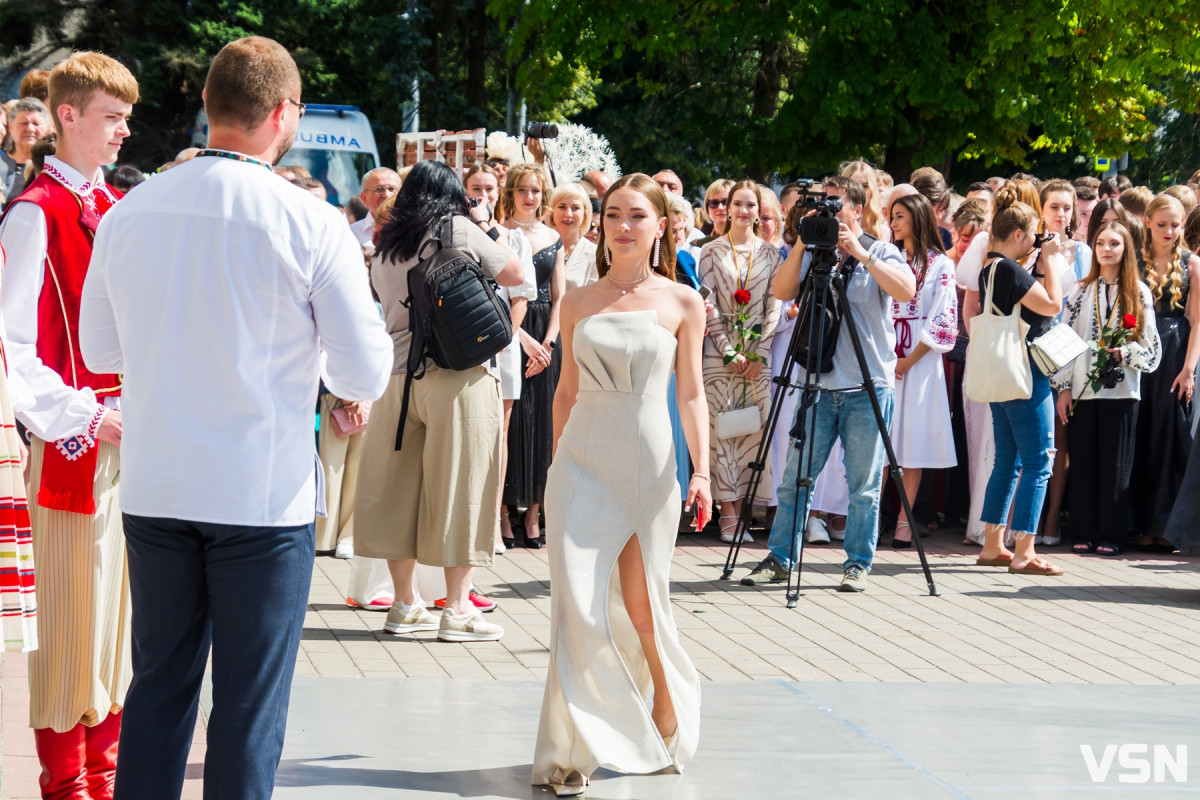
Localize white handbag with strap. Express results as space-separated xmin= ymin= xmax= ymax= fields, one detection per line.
xmin=714 ymin=374 xmax=763 ymax=440
xmin=964 ymin=263 xmax=1033 ymax=403
xmin=1029 ymin=322 xmax=1089 ymax=376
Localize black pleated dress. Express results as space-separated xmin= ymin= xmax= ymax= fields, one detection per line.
xmin=1131 ymin=254 xmax=1194 ymax=538
xmin=505 ymin=240 xmax=562 ymax=508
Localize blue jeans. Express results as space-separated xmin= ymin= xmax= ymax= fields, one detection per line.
xmin=767 ymin=386 xmax=894 ymax=572
xmin=980 ymin=364 xmax=1055 ymax=534
xmin=114 ymin=515 xmax=315 ymax=800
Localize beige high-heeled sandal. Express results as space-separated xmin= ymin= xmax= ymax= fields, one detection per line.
xmin=549 ymin=770 xmax=588 ymax=797
xmin=719 ymin=514 xmax=753 ymax=544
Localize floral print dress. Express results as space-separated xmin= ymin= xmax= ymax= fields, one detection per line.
xmin=698 ymin=235 xmax=782 ymax=502
xmin=890 ymin=251 xmax=958 ymax=468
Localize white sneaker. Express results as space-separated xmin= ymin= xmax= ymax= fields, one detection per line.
xmin=383 ymin=597 xmax=439 ymax=634
xmin=805 ymin=517 xmax=831 ymax=544
xmin=438 ymin=607 xmax=504 ymax=642
xmin=334 ymin=538 xmax=354 ymax=559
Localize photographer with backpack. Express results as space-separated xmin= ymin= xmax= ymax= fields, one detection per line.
xmin=355 ymin=160 xmax=523 ymax=642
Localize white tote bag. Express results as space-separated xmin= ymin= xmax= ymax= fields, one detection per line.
xmin=964 ymin=262 xmax=1033 ymax=403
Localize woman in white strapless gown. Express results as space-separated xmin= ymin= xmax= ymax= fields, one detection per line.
xmin=533 ymin=174 xmax=711 ymax=797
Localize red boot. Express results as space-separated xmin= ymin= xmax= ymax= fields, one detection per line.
xmin=84 ymin=711 xmax=121 ymax=800
xmin=32 ymin=724 xmax=89 ymax=800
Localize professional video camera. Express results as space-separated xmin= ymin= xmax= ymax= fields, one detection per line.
xmin=791 ymin=179 xmax=843 ymax=250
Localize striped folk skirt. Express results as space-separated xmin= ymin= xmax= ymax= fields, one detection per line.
xmin=0 ymin=362 xmax=35 ymax=653
xmin=28 ymin=437 xmax=131 ymax=732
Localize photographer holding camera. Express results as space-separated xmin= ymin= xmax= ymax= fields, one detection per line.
xmin=742 ymin=175 xmax=915 ymax=593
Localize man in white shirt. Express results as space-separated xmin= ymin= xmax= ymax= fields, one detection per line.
xmin=80 ymin=36 xmax=392 ymax=800
xmin=350 ymin=166 xmax=401 ymax=245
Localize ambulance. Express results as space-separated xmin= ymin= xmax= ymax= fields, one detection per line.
xmin=191 ymin=104 xmax=380 ymax=206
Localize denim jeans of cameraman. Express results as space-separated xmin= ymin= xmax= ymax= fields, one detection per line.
xmin=980 ymin=358 xmax=1055 ymax=534
xmin=767 ymin=386 xmax=894 ymax=573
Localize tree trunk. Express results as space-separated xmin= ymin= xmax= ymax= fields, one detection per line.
xmin=465 ymin=0 xmax=486 ymax=113
xmin=746 ymin=38 xmax=790 ymax=182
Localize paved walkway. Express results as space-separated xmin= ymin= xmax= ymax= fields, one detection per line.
xmin=295 ymin=531 xmax=1200 ymax=686
xmin=3 ymin=527 xmax=1199 ymax=798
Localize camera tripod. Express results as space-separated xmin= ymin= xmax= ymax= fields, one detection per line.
xmin=719 ymin=243 xmax=940 ymax=607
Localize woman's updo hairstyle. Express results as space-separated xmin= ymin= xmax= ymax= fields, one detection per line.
xmin=594 ymin=173 xmax=676 ymax=282
xmin=990 ymin=184 xmax=1039 ymax=245
xmin=952 ymin=198 xmax=990 ymax=233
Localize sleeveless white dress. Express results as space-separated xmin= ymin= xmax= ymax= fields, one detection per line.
xmin=533 ymin=309 xmax=701 ymax=789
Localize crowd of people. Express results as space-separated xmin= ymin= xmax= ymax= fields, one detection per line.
xmin=1 ymin=35 xmax=1199 ymax=800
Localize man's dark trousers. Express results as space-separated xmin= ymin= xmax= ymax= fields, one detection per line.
xmin=113 ymin=514 xmax=315 ymax=800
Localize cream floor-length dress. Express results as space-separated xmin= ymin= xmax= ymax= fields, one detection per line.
xmin=534 ymin=310 xmax=701 ymax=787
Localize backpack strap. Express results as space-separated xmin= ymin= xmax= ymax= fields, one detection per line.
xmin=837 ymin=232 xmax=876 ymax=272
xmin=395 ymin=371 xmax=413 ymax=450
xmin=396 ymin=218 xmax=454 ymax=451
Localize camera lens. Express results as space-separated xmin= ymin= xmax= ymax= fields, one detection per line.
xmin=524 ymin=122 xmax=559 ymax=139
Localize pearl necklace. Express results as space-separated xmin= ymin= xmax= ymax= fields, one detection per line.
xmin=512 ymin=218 xmax=539 ymax=229
xmin=607 ymin=271 xmax=652 ymax=294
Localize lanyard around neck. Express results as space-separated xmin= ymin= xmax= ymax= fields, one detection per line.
xmin=1095 ymin=280 xmax=1120 ymax=332
xmin=195 ymin=149 xmax=274 ymax=172
xmin=728 ymin=232 xmax=755 ymax=291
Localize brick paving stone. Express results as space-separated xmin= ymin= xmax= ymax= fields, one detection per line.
xmin=5 ymin=533 xmax=1198 ymax=796
xmin=308 ymin=651 xmax=361 ymax=678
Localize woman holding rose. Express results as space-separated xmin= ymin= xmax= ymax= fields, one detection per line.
xmin=1053 ymin=222 xmax=1161 ymax=556
xmin=698 ymin=180 xmax=782 ymax=542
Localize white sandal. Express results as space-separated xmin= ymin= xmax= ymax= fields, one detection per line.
xmin=719 ymin=514 xmax=754 ymax=544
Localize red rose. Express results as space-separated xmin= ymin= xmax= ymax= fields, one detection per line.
xmin=1123 ymin=313 xmax=1137 ymax=329
xmin=733 ymin=289 xmax=752 ymax=305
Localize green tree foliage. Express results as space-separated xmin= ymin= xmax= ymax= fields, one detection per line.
xmin=3 ymin=1 xmax=1196 ymax=186
xmin=0 ymin=0 xmax=523 ymax=169
xmin=492 ymin=0 xmax=1200 ymax=186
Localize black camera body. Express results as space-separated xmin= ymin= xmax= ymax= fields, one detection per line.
xmin=524 ymin=122 xmax=559 ymax=139
xmin=468 ymin=197 xmax=483 ymax=208
xmin=1099 ymin=355 xmax=1126 ymax=389
xmin=792 ymin=181 xmax=843 ymax=249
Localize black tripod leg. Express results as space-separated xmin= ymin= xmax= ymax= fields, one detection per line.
xmin=834 ymin=275 xmax=940 ymax=597
xmin=783 ymin=385 xmax=823 ymax=609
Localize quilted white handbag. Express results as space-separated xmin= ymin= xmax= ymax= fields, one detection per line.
xmin=964 ymin=264 xmax=1033 ymax=403
xmin=1029 ymin=323 xmax=1089 ymax=376
xmin=714 ymin=375 xmax=763 ymax=440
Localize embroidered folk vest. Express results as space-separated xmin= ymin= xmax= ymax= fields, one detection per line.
xmin=5 ymin=171 xmax=123 ymax=398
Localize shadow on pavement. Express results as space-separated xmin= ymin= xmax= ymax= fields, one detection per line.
xmin=275 ymin=756 xmax=538 ymax=799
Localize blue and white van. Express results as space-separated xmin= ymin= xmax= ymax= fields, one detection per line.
xmin=191 ymin=104 xmax=380 ymax=206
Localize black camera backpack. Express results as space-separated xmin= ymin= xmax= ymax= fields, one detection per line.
xmin=792 ymin=233 xmax=877 ymax=374
xmin=395 ymin=216 xmax=512 ymax=449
